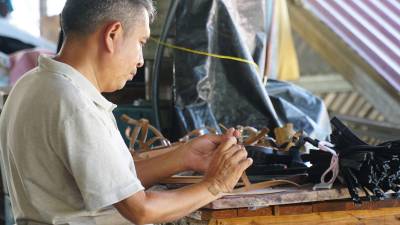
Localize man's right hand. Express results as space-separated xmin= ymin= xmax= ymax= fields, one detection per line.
xmin=115 ymin=136 xmax=252 ymax=224
xmin=203 ymin=137 xmax=253 ymax=194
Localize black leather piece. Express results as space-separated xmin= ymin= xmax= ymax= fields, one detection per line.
xmin=330 ymin=117 xmax=400 ymax=204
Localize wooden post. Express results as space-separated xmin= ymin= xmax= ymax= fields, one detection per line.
xmin=39 ymin=0 xmax=47 ymax=17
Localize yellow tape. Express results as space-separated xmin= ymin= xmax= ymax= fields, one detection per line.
xmin=150 ymin=37 xmax=260 ymax=72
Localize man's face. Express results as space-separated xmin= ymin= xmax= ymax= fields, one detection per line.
xmin=102 ymin=11 xmax=150 ymax=92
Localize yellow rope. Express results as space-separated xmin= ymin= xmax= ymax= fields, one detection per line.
xmin=150 ymin=37 xmax=260 ymax=72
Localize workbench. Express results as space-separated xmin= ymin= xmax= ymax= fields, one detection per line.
xmin=182 ymin=185 xmax=400 ymax=225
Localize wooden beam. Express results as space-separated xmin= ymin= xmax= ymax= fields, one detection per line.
xmin=293 ymin=73 xmax=352 ymax=94
xmin=212 ymin=208 xmax=400 ymax=225
xmin=334 ymin=114 xmax=400 ymax=142
xmin=288 ymin=1 xmax=400 ymax=124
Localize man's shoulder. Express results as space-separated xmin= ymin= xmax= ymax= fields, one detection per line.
xmin=14 ymin=67 xmax=74 ymax=92
xmin=11 ymin=69 xmax=91 ymax=114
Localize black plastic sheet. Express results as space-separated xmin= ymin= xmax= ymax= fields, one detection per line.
xmin=267 ymin=80 xmax=331 ymax=140
xmin=174 ymin=0 xmax=330 ymax=140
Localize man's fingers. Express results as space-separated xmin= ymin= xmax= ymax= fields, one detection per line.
xmin=213 ymin=144 xmax=241 ymax=166
xmin=224 ymin=128 xmax=235 ymax=137
xmin=217 ymin=137 xmax=237 ymax=152
xmin=220 ymin=144 xmax=243 ymax=163
xmin=239 ymin=158 xmax=253 ymax=171
xmin=202 ymin=131 xmax=238 ymax=146
xmin=222 ymin=128 xmax=241 ymax=140
xmin=203 ymin=134 xmax=225 ymax=145
xmin=233 ymin=129 xmax=241 ymax=138
xmin=229 ymin=146 xmax=248 ymax=164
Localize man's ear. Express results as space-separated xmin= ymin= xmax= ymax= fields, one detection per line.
xmin=103 ymin=21 xmax=124 ymax=54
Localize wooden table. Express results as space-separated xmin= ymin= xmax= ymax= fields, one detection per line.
xmin=183 ymin=185 xmax=400 ymax=225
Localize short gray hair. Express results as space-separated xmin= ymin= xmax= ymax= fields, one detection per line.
xmin=61 ymin=0 xmax=155 ymax=36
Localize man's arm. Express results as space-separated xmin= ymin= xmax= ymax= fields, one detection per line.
xmin=134 ymin=132 xmax=234 ymax=188
xmin=133 ymin=146 xmax=187 ymax=188
xmin=115 ymin=137 xmax=252 ymax=225
xmin=114 ymin=181 xmax=219 ymax=225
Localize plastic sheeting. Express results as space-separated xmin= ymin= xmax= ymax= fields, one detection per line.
xmin=174 ymin=0 xmax=331 ymax=140
xmin=267 ymin=80 xmax=331 ymax=140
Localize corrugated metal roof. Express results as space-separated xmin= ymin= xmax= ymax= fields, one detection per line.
xmin=302 ymin=0 xmax=400 ymax=92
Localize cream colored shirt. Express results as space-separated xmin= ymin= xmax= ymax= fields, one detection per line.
xmin=0 ymin=56 xmax=143 ymax=225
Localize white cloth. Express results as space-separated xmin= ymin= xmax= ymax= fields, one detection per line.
xmin=0 ymin=56 xmax=144 ymax=225
xmin=313 ymin=141 xmax=339 ymax=190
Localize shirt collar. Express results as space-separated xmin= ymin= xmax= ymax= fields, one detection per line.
xmin=38 ymin=55 xmax=116 ymax=112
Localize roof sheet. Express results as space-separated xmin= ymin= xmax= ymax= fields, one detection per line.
xmin=302 ymin=0 xmax=400 ymax=92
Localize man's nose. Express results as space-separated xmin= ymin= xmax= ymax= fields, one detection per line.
xmin=137 ymin=52 xmax=144 ymax=68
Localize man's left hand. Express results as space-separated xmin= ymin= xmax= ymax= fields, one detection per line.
xmin=181 ymin=128 xmax=240 ymax=173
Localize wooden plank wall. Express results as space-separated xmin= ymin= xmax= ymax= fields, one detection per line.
xmin=294 ymin=74 xmax=399 ymax=145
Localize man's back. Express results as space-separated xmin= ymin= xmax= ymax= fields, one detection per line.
xmin=0 ymin=56 xmax=142 ymax=225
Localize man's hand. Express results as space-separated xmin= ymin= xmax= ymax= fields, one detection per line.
xmin=203 ymin=137 xmax=252 ymax=194
xmin=116 ymin=134 xmax=251 ymax=224
xmin=181 ymin=128 xmax=240 ymax=172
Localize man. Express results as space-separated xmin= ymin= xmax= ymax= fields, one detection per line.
xmin=0 ymin=0 xmax=252 ymax=224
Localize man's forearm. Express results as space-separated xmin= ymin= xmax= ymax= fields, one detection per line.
xmin=134 ymin=146 xmax=187 ymax=187
xmin=115 ymin=181 xmax=221 ymax=225
xmin=116 ymin=137 xmax=251 ymax=225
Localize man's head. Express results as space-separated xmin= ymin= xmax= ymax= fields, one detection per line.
xmin=60 ymin=0 xmax=155 ymax=92
xmin=61 ymin=0 xmax=155 ymax=37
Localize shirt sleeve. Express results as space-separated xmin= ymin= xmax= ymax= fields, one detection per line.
xmin=57 ymin=108 xmax=144 ymax=211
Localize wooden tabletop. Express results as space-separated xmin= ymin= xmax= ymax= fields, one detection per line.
xmin=187 ymin=185 xmax=400 ymax=224
xmin=204 ymin=185 xmax=363 ymax=209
